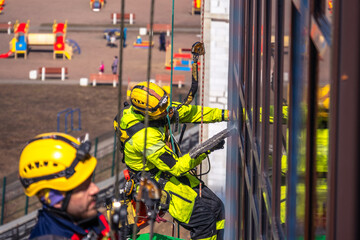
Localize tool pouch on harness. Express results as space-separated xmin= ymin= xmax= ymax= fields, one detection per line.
xmin=161 ymin=176 xmax=198 ymax=224
xmin=120 ymin=169 xmax=168 ymax=228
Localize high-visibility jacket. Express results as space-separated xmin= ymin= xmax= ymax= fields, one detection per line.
xmin=119 ymin=102 xmax=228 ymax=224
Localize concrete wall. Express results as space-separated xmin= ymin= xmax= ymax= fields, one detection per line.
xmin=201 ymin=0 xmax=229 ymax=200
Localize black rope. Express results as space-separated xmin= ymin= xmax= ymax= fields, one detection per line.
xmin=111 ymin=0 xmax=126 ymax=239
xmin=132 ymin=1 xmax=156 ymax=239
xmin=142 ymin=0 xmax=156 ymax=173
xmin=115 ymin=0 xmax=126 ymax=203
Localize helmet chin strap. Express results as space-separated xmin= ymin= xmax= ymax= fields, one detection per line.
xmin=60 ymin=190 xmax=72 ymax=212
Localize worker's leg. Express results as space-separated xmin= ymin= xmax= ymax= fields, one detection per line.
xmin=198 ymin=185 xmax=225 ymax=240
xmin=176 ymin=185 xmax=225 ymax=240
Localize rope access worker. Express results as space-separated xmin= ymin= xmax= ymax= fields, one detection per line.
xmin=114 ymin=81 xmax=230 ymax=240
xmin=18 ymin=132 xmax=111 ymax=239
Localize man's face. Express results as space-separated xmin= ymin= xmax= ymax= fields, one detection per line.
xmin=66 ymin=176 xmax=99 ymax=219
xmin=150 ymin=110 xmax=168 ymax=120
xmin=150 ymin=107 xmax=174 ymax=121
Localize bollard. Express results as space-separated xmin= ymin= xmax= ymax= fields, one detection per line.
xmin=41 ymin=67 xmax=45 ymax=81
xmin=113 ymin=75 xmax=117 ymax=87
xmin=129 ymin=13 xmax=134 ymax=25
xmin=112 ymin=13 xmax=117 ymax=25
xmin=7 ymin=21 xmax=11 ymax=35
xmin=61 ymin=67 xmax=65 ymax=81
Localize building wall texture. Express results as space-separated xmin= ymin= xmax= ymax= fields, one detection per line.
xmin=202 ymin=0 xmax=229 ymax=200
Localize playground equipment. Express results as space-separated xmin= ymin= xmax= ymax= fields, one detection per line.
xmin=13 ymin=20 xmax=29 ymax=59
xmin=104 ymin=28 xmax=127 ymax=47
xmin=192 ymin=0 xmax=201 ymax=15
xmin=6 ymin=20 xmax=75 ymax=59
xmin=165 ymin=45 xmax=200 ymax=71
xmin=66 ymin=38 xmax=81 ymax=54
xmin=0 ymin=0 xmax=6 ymax=14
xmin=90 ymin=0 xmax=105 ymax=12
xmin=53 ymin=20 xmax=68 ymax=59
xmin=103 ymin=29 xmax=122 ymax=40
xmin=57 ymin=108 xmax=81 ymax=133
xmin=133 ymin=35 xmax=154 ymax=48
xmin=0 ymin=38 xmax=15 ymax=58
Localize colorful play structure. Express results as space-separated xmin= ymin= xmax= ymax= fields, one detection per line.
xmin=13 ymin=20 xmax=30 ymax=59
xmin=90 ymin=0 xmax=105 ymax=12
xmin=0 ymin=0 xmax=6 ymax=14
xmin=0 ymin=20 xmax=78 ymax=59
xmin=133 ymin=35 xmax=154 ymax=48
xmin=164 ymin=45 xmax=200 ymax=71
xmin=192 ymin=0 xmax=201 ymax=15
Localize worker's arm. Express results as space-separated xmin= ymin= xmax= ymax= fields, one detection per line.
xmin=132 ymin=127 xmax=210 ymax=177
xmin=173 ymin=102 xmax=229 ymax=124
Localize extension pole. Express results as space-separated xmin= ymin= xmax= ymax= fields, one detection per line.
xmin=1 ymin=177 xmax=6 ymax=225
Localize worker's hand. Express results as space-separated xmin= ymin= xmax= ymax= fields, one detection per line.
xmin=208 ymin=139 xmax=225 ymax=153
xmin=225 ymin=109 xmax=238 ymax=121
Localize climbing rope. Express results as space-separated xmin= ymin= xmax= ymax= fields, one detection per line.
xmin=134 ymin=0 xmax=156 ymax=239
xmin=198 ymin=0 xmax=206 ymax=195
xmin=166 ymin=0 xmax=177 ymax=152
xmin=111 ymin=0 xmax=126 ymax=239
xmin=115 ymin=0 xmax=126 ymax=202
xmin=142 ymin=0 xmax=155 ymax=174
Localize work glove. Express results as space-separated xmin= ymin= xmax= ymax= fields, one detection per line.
xmin=208 ymin=139 xmax=225 ymax=153
xmin=189 ymin=128 xmax=230 ymax=159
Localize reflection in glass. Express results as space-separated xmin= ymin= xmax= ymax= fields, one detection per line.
xmin=314 ymin=45 xmax=330 ymax=238
xmin=326 ymin=0 xmax=333 ymax=23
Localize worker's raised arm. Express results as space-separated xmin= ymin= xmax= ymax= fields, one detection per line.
xmin=173 ymin=102 xmax=229 ymax=124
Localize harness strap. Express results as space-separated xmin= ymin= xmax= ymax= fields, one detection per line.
xmin=126 ymin=165 xmax=171 ymax=189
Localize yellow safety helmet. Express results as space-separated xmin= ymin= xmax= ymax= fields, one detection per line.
xmin=318 ymin=84 xmax=330 ymax=109
xmin=130 ymin=81 xmax=169 ymax=118
xmin=318 ymin=84 xmax=330 ymax=118
xmin=19 ymin=132 xmax=97 ymax=197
